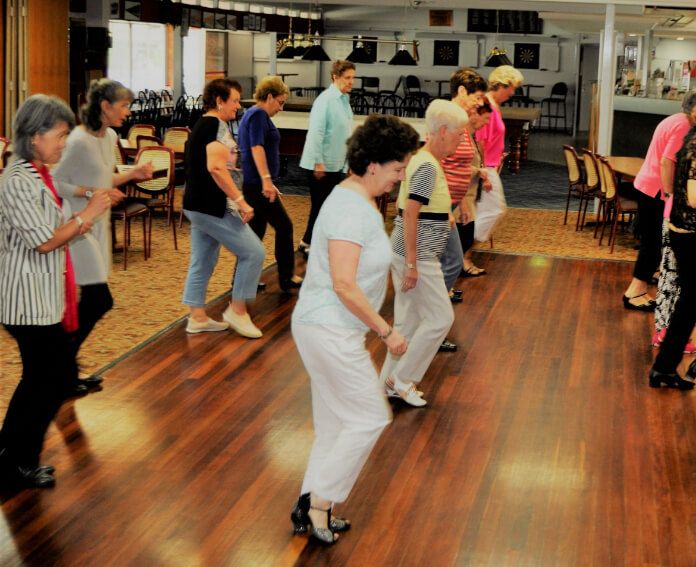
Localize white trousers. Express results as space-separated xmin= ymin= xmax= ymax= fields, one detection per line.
xmin=380 ymin=255 xmax=454 ymax=386
xmin=474 ymin=167 xmax=506 ymax=243
xmin=293 ymin=321 xmax=392 ymax=503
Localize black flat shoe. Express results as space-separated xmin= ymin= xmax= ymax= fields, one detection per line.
xmin=686 ymin=360 xmax=696 ymax=381
xmin=450 ymin=294 xmax=463 ymax=304
xmin=257 ymin=282 xmax=267 ymax=291
xmin=649 ymin=369 xmax=694 ymax=390
xmin=439 ymin=339 xmax=458 ymax=352
xmin=77 ymin=375 xmax=103 ymax=388
xmin=36 ymin=464 xmax=55 ymax=475
xmin=280 ymin=278 xmax=303 ymax=292
xmin=451 ymin=289 xmax=463 ymax=299
xmin=65 ymin=383 xmax=89 ymax=397
xmin=623 ymin=293 xmax=655 ymax=312
xmin=291 ymin=493 xmax=351 ymax=534
xmin=1 ymin=464 xmax=55 ymax=489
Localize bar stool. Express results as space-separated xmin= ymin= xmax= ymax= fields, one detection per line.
xmin=539 ymin=82 xmax=569 ymax=132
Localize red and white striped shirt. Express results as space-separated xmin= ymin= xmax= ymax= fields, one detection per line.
xmin=441 ymin=130 xmax=475 ymax=203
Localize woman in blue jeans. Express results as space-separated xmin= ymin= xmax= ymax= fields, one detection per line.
xmin=182 ymin=78 xmax=265 ymax=338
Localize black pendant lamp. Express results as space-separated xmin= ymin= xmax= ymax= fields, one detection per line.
xmin=484 ymin=47 xmax=512 ymax=67
xmin=278 ymin=40 xmax=296 ymax=59
xmin=302 ymin=33 xmax=331 ymax=61
xmin=347 ymin=37 xmax=374 ymax=64
xmin=389 ymin=45 xmax=417 ymax=66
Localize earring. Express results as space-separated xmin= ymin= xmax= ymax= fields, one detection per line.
xmin=217 ymin=105 xmax=222 ymax=112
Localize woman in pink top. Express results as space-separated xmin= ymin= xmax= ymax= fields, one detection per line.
xmin=475 ymin=65 xmax=524 ymax=244
xmin=623 ymin=95 xmax=696 ymax=310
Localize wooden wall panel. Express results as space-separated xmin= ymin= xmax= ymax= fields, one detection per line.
xmin=27 ymin=0 xmax=69 ymax=99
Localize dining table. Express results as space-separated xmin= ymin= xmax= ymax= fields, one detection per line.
xmin=606 ymin=156 xmax=644 ymax=181
xmin=500 ymin=106 xmax=541 ymax=174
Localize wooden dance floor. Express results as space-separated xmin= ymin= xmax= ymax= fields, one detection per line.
xmin=2 ymin=252 xmax=695 ymax=566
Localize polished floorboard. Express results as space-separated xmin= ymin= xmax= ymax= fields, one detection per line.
xmin=1 ymin=252 xmax=695 ymax=567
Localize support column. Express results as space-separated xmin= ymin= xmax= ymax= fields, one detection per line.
xmin=597 ymin=3 xmax=616 ymax=156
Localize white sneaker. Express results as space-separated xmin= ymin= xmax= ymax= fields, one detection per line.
xmin=186 ymin=317 xmax=229 ymax=334
xmin=222 ymin=306 xmax=263 ymax=339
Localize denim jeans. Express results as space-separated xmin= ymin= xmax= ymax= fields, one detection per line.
xmin=440 ymin=223 xmax=464 ymax=291
xmin=182 ymin=209 xmax=265 ymax=305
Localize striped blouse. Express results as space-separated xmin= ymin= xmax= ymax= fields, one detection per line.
xmin=441 ymin=129 xmax=475 ymax=203
xmin=0 ymin=159 xmax=66 ymax=325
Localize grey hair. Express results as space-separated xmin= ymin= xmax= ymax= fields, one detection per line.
xmin=80 ymin=78 xmax=134 ymax=131
xmin=13 ymin=94 xmax=76 ymax=161
xmin=681 ymin=90 xmax=696 ymax=114
xmin=425 ymin=99 xmax=469 ymax=134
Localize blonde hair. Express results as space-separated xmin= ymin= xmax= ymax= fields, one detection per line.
xmin=488 ymin=65 xmax=524 ymax=90
xmin=425 ymin=99 xmax=469 ymax=134
xmin=254 ymin=76 xmax=290 ymax=101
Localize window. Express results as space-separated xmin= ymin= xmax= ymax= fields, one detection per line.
xmin=108 ymin=21 xmax=167 ymax=93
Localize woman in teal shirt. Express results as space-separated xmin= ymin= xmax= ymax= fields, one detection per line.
xmin=297 ymin=60 xmax=355 ymax=256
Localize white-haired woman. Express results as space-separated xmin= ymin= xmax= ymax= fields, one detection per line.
xmin=380 ymin=99 xmax=469 ymax=407
xmin=474 ymin=65 xmax=524 ymax=244
xmin=0 ymin=95 xmax=111 ymax=489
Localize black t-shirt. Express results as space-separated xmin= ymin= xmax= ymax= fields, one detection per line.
xmin=183 ymin=116 xmax=236 ymax=218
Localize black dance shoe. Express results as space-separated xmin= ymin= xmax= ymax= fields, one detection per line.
xmin=280 ymin=278 xmax=303 ymax=292
xmin=623 ymin=293 xmax=655 ymax=312
xmin=78 ymin=375 xmax=103 ymax=389
xmin=65 ymin=382 xmax=89 ymax=397
xmin=0 ymin=464 xmax=55 ymax=489
xmin=291 ymin=493 xmax=351 ymax=534
xmin=686 ymin=359 xmax=696 ymax=381
xmin=648 ymin=368 xmax=694 ymax=390
xmin=439 ymin=339 xmax=458 ymax=353
xmin=257 ymin=282 xmax=267 ymax=291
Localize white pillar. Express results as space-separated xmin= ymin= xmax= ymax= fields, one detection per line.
xmin=640 ymin=29 xmax=652 ymax=97
xmin=269 ymin=32 xmax=277 ymax=75
xmin=597 ymin=4 xmax=616 ymax=156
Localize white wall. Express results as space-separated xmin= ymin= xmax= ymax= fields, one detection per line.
xmin=318 ymin=7 xmax=580 ymax=104
xmin=652 ymin=38 xmax=696 ymax=86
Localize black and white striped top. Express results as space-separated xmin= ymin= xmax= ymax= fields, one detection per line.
xmin=391 ymin=162 xmax=451 ymax=262
xmin=0 ymin=159 xmax=66 ymax=326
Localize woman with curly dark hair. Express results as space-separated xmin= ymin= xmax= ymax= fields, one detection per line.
xmin=290 ymin=114 xmax=419 ymax=544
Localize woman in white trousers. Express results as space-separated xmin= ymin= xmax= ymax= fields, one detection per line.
xmin=290 ymin=115 xmax=419 ymax=544
xmin=474 ymin=65 xmax=525 ymax=244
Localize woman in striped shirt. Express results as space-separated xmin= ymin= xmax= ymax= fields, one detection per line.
xmin=380 ymin=100 xmax=469 ymax=407
xmin=0 ymin=95 xmax=111 ymax=489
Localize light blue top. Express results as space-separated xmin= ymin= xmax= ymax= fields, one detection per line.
xmin=292 ymin=186 xmax=391 ymax=331
xmin=299 ymin=84 xmax=353 ymax=173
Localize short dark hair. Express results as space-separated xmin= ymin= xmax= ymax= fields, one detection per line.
xmin=450 ymin=68 xmax=487 ymax=98
xmin=13 ymin=94 xmax=76 ymax=161
xmin=202 ymin=78 xmax=242 ymax=111
xmin=477 ymin=99 xmax=493 ymax=115
xmin=331 ymin=60 xmax=356 ymax=80
xmin=79 ymin=78 xmax=134 ymax=131
xmin=346 ymin=114 xmax=420 ymax=176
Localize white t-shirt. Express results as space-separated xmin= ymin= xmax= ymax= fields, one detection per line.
xmin=292 ymin=186 xmax=391 ymax=331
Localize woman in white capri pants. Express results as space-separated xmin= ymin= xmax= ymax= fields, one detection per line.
xmin=290 ymin=115 xmax=419 ymax=544
xmin=380 ymin=100 xmax=470 ymax=407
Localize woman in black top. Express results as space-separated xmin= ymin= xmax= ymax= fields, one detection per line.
xmin=649 ymin=121 xmax=696 ymax=390
xmin=181 ymin=78 xmax=265 ymax=339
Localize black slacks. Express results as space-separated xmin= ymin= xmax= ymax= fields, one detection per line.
xmin=243 ymin=182 xmax=295 ymax=282
xmin=1 ymin=324 xmax=77 ymax=467
xmin=457 ymin=222 xmax=475 ymax=254
xmin=301 ymin=170 xmax=344 ymax=245
xmin=633 ymin=191 xmax=664 ymax=282
xmin=71 ymin=283 xmax=113 ymax=359
xmin=653 ymin=230 xmax=696 ymax=374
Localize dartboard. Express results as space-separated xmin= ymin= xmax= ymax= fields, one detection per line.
xmin=519 ymin=48 xmax=535 ymax=64
xmin=438 ymin=45 xmax=454 ymax=61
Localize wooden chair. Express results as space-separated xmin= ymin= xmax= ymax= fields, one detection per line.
xmin=162 ymin=127 xmax=190 ymax=156
xmin=578 ymin=149 xmax=601 ymax=231
xmin=113 ymin=139 xmax=127 ymax=167
xmin=111 ymin=202 xmax=149 ymax=270
xmin=130 ymin=146 xmax=178 ymax=255
xmin=136 ymin=134 xmax=162 ymax=149
xmin=127 ymin=124 xmax=156 ymax=147
xmin=561 ymin=145 xmax=585 ymax=226
xmin=596 ymin=156 xmax=638 ymax=253
xmin=0 ymin=137 xmax=11 ymax=170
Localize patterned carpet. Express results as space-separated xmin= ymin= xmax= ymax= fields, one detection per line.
xmin=0 ymin=193 xmax=638 ymax=400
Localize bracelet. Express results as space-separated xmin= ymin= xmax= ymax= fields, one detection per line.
xmin=74 ymin=215 xmax=84 ymax=228
xmin=233 ymin=195 xmax=245 ymax=203
xmin=378 ymin=326 xmax=393 ymax=341
xmin=406 ymin=262 xmax=416 ymax=270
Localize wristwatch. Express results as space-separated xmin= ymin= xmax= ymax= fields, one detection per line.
xmin=84 ymin=189 xmax=94 ymax=199
xmin=406 ymin=262 xmax=416 ymax=270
